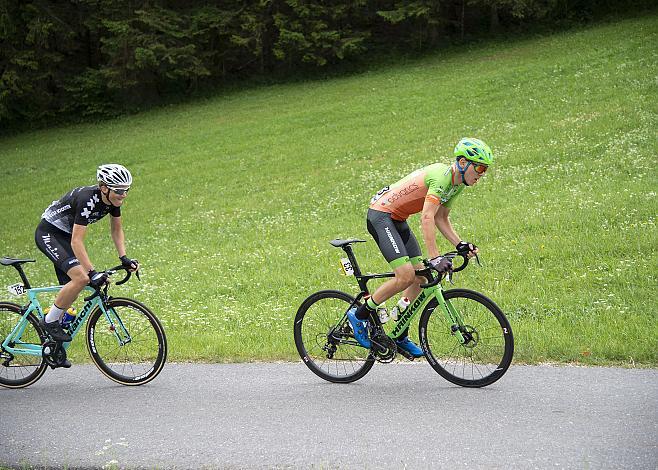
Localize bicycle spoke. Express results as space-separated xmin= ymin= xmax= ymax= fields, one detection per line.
xmin=420 ymin=289 xmax=513 ymax=387
xmin=88 ymin=299 xmax=166 ymax=385
xmin=0 ymin=303 xmax=47 ymax=388
xmin=295 ymin=291 xmax=374 ymax=383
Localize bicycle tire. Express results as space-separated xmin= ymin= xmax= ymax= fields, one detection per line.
xmin=419 ymin=288 xmax=513 ymax=387
xmin=86 ymin=297 xmax=167 ymax=386
xmin=0 ymin=302 xmax=48 ymax=389
xmin=294 ymin=290 xmax=374 ymax=383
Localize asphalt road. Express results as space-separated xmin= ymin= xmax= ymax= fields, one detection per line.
xmin=1 ymin=363 xmax=656 ymax=469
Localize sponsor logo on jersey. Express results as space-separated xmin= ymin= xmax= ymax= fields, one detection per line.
xmin=385 ymin=182 xmax=420 ymax=205
xmin=440 ymin=186 xmax=458 ymax=203
xmin=45 ymin=204 xmax=71 ymax=219
xmin=81 ymin=194 xmax=100 ymax=219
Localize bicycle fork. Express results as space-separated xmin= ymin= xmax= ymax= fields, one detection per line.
xmin=435 ymin=293 xmax=469 ymax=345
xmin=100 ymin=305 xmax=132 ymax=346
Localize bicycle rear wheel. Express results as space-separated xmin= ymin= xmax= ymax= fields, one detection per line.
xmin=294 ymin=290 xmax=374 ymax=383
xmin=86 ymin=297 xmax=167 ymax=386
xmin=419 ymin=288 xmax=513 ymax=388
xmin=0 ymin=302 xmax=47 ymax=389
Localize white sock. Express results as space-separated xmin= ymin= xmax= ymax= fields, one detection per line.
xmin=45 ymin=305 xmax=65 ymax=323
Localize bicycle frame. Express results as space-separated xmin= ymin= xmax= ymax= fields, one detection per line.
xmin=2 ymin=284 xmax=130 ymax=358
xmin=339 ymin=242 xmax=467 ymax=344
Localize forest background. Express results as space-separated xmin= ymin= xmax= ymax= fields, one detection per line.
xmin=2 ymin=0 xmax=654 ymax=128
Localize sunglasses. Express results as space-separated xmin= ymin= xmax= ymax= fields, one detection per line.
xmin=109 ymin=187 xmax=130 ymax=195
xmin=473 ymin=164 xmax=488 ymax=174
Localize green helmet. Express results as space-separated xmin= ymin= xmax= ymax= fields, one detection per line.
xmin=454 ymin=138 xmax=494 ymax=166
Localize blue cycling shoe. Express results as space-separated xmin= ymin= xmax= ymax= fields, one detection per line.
xmin=346 ymin=308 xmax=371 ymax=348
xmin=396 ymin=337 xmax=424 ymax=358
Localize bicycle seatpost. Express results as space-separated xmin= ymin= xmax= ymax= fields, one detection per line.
xmin=12 ymin=264 xmax=32 ymax=290
xmin=341 ymin=245 xmax=363 ymax=278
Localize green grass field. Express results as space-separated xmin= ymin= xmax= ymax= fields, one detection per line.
xmin=1 ymin=14 xmax=656 ymax=366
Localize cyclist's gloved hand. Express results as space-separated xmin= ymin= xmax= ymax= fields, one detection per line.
xmin=119 ymin=255 xmax=139 ymax=272
xmin=456 ymin=241 xmax=478 ymax=258
xmin=429 ymin=256 xmax=452 ymax=274
xmin=88 ymin=270 xmax=109 ymax=289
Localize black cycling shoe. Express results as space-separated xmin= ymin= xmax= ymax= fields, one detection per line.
xmin=40 ymin=319 xmax=72 ymax=343
xmin=58 ymin=358 xmax=72 ymax=368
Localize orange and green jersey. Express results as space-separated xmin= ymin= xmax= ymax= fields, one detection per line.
xmin=369 ymin=163 xmax=463 ymax=221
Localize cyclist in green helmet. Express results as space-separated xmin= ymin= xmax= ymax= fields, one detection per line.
xmin=347 ymin=138 xmax=494 ymax=357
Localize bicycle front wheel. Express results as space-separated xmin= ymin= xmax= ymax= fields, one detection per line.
xmin=294 ymin=290 xmax=374 ymax=383
xmin=419 ymin=288 xmax=513 ymax=388
xmin=86 ymin=297 xmax=167 ymax=386
xmin=0 ymin=302 xmax=48 ymax=389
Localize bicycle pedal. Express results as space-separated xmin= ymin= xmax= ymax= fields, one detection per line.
xmin=396 ymin=347 xmax=415 ymax=361
xmin=48 ymin=358 xmax=72 ymax=369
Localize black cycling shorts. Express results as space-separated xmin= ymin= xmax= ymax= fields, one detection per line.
xmin=35 ymin=220 xmax=80 ymax=284
xmin=366 ymin=209 xmax=423 ymax=269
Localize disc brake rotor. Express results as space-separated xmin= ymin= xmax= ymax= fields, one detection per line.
xmin=460 ymin=325 xmax=479 ymax=348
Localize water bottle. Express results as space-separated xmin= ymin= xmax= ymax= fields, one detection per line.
xmin=391 ymin=297 xmax=410 ymax=321
xmin=60 ymin=307 xmax=77 ymax=331
xmin=377 ymin=305 xmax=390 ymax=323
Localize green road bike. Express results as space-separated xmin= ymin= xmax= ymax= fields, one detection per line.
xmin=0 ymin=257 xmax=167 ymax=389
xmin=294 ymin=239 xmax=514 ymax=387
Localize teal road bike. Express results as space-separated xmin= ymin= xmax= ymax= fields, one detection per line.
xmin=294 ymin=239 xmax=514 ymax=387
xmin=0 ymin=257 xmax=167 ymax=389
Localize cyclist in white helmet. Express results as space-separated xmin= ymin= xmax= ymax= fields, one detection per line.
xmin=34 ymin=164 xmax=139 ymax=363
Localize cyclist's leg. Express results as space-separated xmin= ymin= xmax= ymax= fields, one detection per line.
xmin=367 ymin=263 xmax=416 ymax=307
xmin=391 ymin=221 xmax=424 ymax=357
xmin=52 ymin=265 xmax=87 ymax=312
xmin=360 ymin=210 xmax=417 ymax=318
xmin=35 ymin=222 xmax=87 ymax=343
xmin=395 ymin=219 xmax=426 ymax=306
xmin=54 ymin=265 xmax=71 ymax=285
xmin=346 ymin=262 xmax=415 ymax=348
xmin=396 ymin=221 xmax=425 ymax=330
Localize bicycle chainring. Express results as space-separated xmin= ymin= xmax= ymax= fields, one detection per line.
xmin=42 ymin=340 xmax=67 ymax=368
xmin=370 ymin=330 xmax=397 ymax=363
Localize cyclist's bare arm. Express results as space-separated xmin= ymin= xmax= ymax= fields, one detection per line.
xmin=110 ymin=216 xmax=127 ymax=258
xmin=71 ymin=224 xmax=93 ymax=272
xmin=421 ymin=198 xmax=442 ymax=259
xmin=434 ymin=204 xmax=461 ymax=248
xmin=110 ymin=216 xmax=139 ymax=271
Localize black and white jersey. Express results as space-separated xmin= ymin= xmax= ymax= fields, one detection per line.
xmin=41 ymin=186 xmax=120 ymax=234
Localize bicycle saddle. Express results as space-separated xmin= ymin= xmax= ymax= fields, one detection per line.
xmin=1 ymin=257 xmax=36 ymax=266
xmin=329 ymin=238 xmax=366 ymax=248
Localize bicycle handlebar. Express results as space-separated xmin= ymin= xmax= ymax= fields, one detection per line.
xmin=419 ymin=251 xmax=476 ymax=288
xmin=83 ymin=265 xmax=140 ymax=301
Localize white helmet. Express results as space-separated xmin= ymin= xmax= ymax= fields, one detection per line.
xmin=97 ymin=164 xmax=132 ymax=188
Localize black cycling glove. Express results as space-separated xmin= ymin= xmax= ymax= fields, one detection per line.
xmin=88 ymin=270 xmax=109 ymax=289
xmin=119 ymin=255 xmax=139 ymax=271
xmin=429 ymin=256 xmax=453 ymax=274
xmin=456 ymin=241 xmax=477 ymax=256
